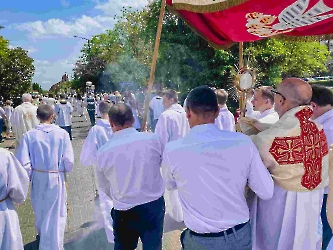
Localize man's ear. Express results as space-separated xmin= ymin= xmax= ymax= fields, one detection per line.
xmin=186 ymin=106 xmax=191 ymax=119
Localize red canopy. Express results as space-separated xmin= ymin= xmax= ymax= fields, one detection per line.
xmin=166 ymin=0 xmax=333 ymax=48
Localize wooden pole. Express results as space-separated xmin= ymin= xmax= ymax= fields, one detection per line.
xmin=239 ymin=42 xmax=244 ymax=68
xmin=141 ymin=0 xmax=167 ymax=132
xmin=238 ymin=42 xmax=246 ymax=118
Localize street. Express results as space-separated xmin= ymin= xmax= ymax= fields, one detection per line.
xmin=3 ymin=112 xmax=185 ymax=250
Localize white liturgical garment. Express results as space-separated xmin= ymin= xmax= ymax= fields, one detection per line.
xmin=149 ymin=96 xmax=165 ymax=120
xmin=257 ymin=107 xmax=279 ymax=124
xmin=162 ymin=124 xmax=274 ymax=233
xmin=96 ymin=128 xmax=165 ymax=211
xmin=10 ymin=102 xmax=39 ymax=154
xmin=245 ymin=99 xmax=260 ymax=119
xmin=155 ymin=103 xmax=190 ymax=152
xmin=0 ymin=148 xmax=29 ymax=250
xmin=16 ymin=124 xmax=74 ymax=250
xmin=214 ymin=106 xmax=236 ymax=132
xmin=55 ymin=102 xmax=73 ymax=126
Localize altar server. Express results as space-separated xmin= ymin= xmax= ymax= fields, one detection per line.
xmin=251 ymin=78 xmax=329 ymax=250
xmin=0 ymin=148 xmax=29 ymax=250
xmin=311 ymin=85 xmax=333 ymax=250
xmin=96 ymin=103 xmax=165 ymax=250
xmin=149 ymin=90 xmax=165 ymax=132
xmin=214 ymin=89 xmax=235 ymax=131
xmin=80 ymin=101 xmax=114 ymax=243
xmin=162 ymin=86 xmax=274 ymax=250
xmin=54 ymin=94 xmax=73 ymax=140
xmin=16 ymin=104 xmax=74 ymax=250
xmin=155 ymin=89 xmax=190 ymax=222
xmin=10 ymin=93 xmax=39 ymax=154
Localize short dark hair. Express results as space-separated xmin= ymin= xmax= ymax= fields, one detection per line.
xmin=215 ymin=89 xmax=228 ymax=105
xmin=311 ymin=85 xmax=333 ymax=107
xmin=49 ymin=93 xmax=54 ymax=98
xmin=163 ymin=89 xmax=178 ymax=104
xmin=257 ymin=86 xmax=274 ymax=104
xmin=60 ymin=93 xmax=66 ymax=99
xmin=37 ymin=104 xmax=54 ymax=121
xmin=186 ymin=86 xmax=219 ymax=115
xmin=99 ymin=101 xmax=112 ymax=114
xmin=108 ymin=103 xmax=134 ymax=126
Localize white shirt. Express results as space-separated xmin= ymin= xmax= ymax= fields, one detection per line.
xmin=162 ymin=124 xmax=274 ymax=233
xmin=55 ymin=101 xmax=73 ymax=126
xmin=149 ymin=96 xmax=165 ymax=120
xmin=96 ymin=128 xmax=165 ymax=211
xmin=47 ymin=98 xmax=56 ymax=108
xmin=214 ymin=107 xmax=236 ymax=132
xmin=315 ymin=109 xmax=333 ymax=194
xmin=257 ymin=107 xmax=279 ymax=124
xmin=4 ymin=106 xmax=13 ymax=120
xmin=155 ymin=103 xmax=190 ymax=152
xmin=0 ymin=107 xmax=5 ymax=119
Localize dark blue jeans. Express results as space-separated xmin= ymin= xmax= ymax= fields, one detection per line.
xmin=322 ymin=194 xmax=332 ymax=250
xmin=88 ymin=110 xmax=95 ymax=126
xmin=111 ymin=196 xmax=165 ymax=250
xmin=59 ymin=126 xmax=72 ymax=140
xmin=0 ymin=118 xmax=3 ymax=141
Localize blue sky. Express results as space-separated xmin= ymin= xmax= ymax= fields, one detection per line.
xmin=0 ymin=0 xmax=148 ymax=90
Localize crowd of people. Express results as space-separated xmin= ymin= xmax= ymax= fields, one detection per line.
xmin=1 ymin=78 xmax=333 ymax=250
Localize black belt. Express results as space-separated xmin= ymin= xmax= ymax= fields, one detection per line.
xmin=189 ymin=221 xmax=249 ymax=238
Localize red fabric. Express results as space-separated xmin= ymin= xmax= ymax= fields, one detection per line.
xmin=167 ymin=0 xmax=333 ymax=46
xmin=269 ymin=107 xmax=329 ymax=190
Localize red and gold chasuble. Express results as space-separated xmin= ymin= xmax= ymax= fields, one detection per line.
xmin=251 ymin=106 xmax=329 ymax=192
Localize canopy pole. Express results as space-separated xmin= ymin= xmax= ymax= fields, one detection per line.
xmin=238 ymin=42 xmax=246 ymax=118
xmin=141 ymin=0 xmax=167 ymax=132
xmin=239 ymin=42 xmax=243 ymax=68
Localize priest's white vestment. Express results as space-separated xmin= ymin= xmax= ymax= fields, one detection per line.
xmin=10 ymin=102 xmax=38 ymax=154
xmin=155 ymin=103 xmax=190 ymax=222
xmin=80 ymin=119 xmax=114 ymax=243
xmin=16 ymin=124 xmax=74 ymax=250
xmin=0 ymin=148 xmax=29 ymax=250
xmin=250 ymin=106 xmax=329 ymax=250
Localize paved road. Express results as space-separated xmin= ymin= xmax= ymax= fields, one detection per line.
xmin=8 ymin=112 xmax=185 ymax=250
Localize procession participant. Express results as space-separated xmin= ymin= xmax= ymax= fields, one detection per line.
xmin=4 ymin=100 xmax=14 ymax=137
xmin=10 ymin=93 xmax=39 ymax=154
xmin=96 ymin=95 xmax=102 ymax=118
xmin=124 ymin=92 xmax=141 ymax=132
xmin=310 ymin=85 xmax=333 ymax=250
xmin=0 ymin=104 xmax=8 ymax=143
xmin=214 ymin=89 xmax=235 ymax=132
xmin=80 ymin=101 xmax=114 ymax=243
xmin=251 ymin=78 xmax=329 ymax=250
xmin=245 ymin=90 xmax=260 ymax=119
xmin=155 ymin=89 xmax=190 ymax=223
xmin=32 ymin=94 xmax=40 ymax=106
xmin=96 ymin=103 xmax=165 ymax=250
xmin=149 ymin=90 xmax=165 ymax=132
xmin=162 ymin=86 xmax=274 ymax=250
xmin=86 ymin=94 xmax=96 ymax=126
xmin=54 ymin=94 xmax=73 ymax=140
xmin=16 ymin=104 xmax=74 ymax=250
xmin=47 ymin=93 xmax=56 ymax=109
xmin=0 ymin=148 xmax=29 ymax=250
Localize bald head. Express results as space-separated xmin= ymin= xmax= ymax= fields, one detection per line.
xmin=279 ymin=78 xmax=312 ymax=106
xmin=22 ymin=93 xmax=32 ymax=102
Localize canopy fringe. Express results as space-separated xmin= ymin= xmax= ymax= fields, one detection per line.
xmin=173 ymin=0 xmax=248 ymax=13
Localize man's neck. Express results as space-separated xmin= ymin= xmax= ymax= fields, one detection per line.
xmin=316 ymin=106 xmax=333 ymax=119
xmin=260 ymin=105 xmax=273 ymax=114
xmin=218 ymin=104 xmax=227 ymax=109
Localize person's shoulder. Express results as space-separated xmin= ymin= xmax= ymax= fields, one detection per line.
xmin=137 ymin=131 xmax=160 ymax=141
xmin=0 ymin=148 xmax=12 ymax=158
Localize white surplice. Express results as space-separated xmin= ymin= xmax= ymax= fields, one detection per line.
xmin=80 ymin=119 xmax=114 ymax=243
xmin=257 ymin=107 xmax=279 ymax=124
xmin=0 ymin=148 xmax=29 ymax=250
xmin=10 ymin=102 xmax=39 ymax=155
xmin=214 ymin=106 xmax=236 ymax=132
xmin=155 ymin=103 xmax=190 ymax=222
xmin=16 ymin=124 xmax=74 ymax=250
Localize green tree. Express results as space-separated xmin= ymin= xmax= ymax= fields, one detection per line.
xmin=32 ymin=83 xmax=43 ymax=93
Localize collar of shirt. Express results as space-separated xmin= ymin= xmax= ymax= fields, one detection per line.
xmin=113 ymin=127 xmax=138 ymax=139
xmin=190 ymin=123 xmax=217 ymax=134
xmin=315 ymin=109 xmax=333 ymax=125
xmin=97 ymin=119 xmax=111 ymax=128
xmin=258 ymin=107 xmax=275 ymax=119
xmin=219 ymin=106 xmax=229 ymax=112
xmin=167 ymin=103 xmax=184 ymax=113
xmin=35 ymin=124 xmax=60 ymax=133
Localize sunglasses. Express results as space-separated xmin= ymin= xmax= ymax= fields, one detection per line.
xmin=271 ymin=89 xmax=286 ymax=101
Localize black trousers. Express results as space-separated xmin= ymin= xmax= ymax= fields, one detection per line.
xmin=111 ymin=196 xmax=165 ymax=250
xmin=59 ymin=126 xmax=72 ymax=140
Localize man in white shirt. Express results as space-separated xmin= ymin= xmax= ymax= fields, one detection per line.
xmin=47 ymin=93 xmax=56 ymax=109
xmin=0 ymin=105 xmax=8 ymax=142
xmin=214 ymin=89 xmax=235 ymax=131
xmin=310 ymin=85 xmax=333 ymax=250
xmin=96 ymin=103 xmax=165 ymax=250
xmin=245 ymin=90 xmax=260 ymax=119
xmin=55 ymin=94 xmax=73 ymax=140
xmin=16 ymin=104 xmax=74 ymax=250
xmin=155 ymin=89 xmax=190 ymax=223
xmin=0 ymin=148 xmax=29 ymax=250
xmin=80 ymin=101 xmax=114 ymax=243
xmin=162 ymin=86 xmax=274 ymax=250
xmin=149 ymin=90 xmax=165 ymax=132
xmin=10 ymin=93 xmax=39 ymax=154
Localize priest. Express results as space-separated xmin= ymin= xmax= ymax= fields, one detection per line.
xmin=16 ymin=104 xmax=74 ymax=250
xmin=80 ymin=101 xmax=114 ymax=243
xmin=155 ymin=89 xmax=190 ymax=222
xmin=10 ymin=93 xmax=39 ymax=154
xmin=250 ymin=78 xmax=329 ymax=250
xmin=214 ymin=89 xmax=235 ymax=132
xmin=0 ymin=148 xmax=29 ymax=250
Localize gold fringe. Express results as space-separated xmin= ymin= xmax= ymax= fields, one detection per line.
xmin=276 ymin=34 xmax=333 ymax=42
xmin=167 ymin=4 xmax=235 ymax=49
xmin=173 ymin=0 xmax=248 ymax=13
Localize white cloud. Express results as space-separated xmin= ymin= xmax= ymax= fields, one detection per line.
xmin=95 ymin=0 xmax=148 ymax=15
xmin=8 ymin=44 xmax=37 ymax=54
xmin=61 ymin=0 xmax=70 ymax=7
xmin=14 ymin=15 xmax=116 ymax=38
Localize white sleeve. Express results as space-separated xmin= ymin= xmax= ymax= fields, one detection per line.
xmin=96 ymin=152 xmax=112 ymax=199
xmin=155 ymin=114 xmax=169 ymax=152
xmin=80 ymin=129 xmax=98 ymax=167
xmin=161 ymin=150 xmax=177 ymax=191
xmin=62 ymin=132 xmax=74 ymax=172
xmin=16 ymin=134 xmax=33 ymax=178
